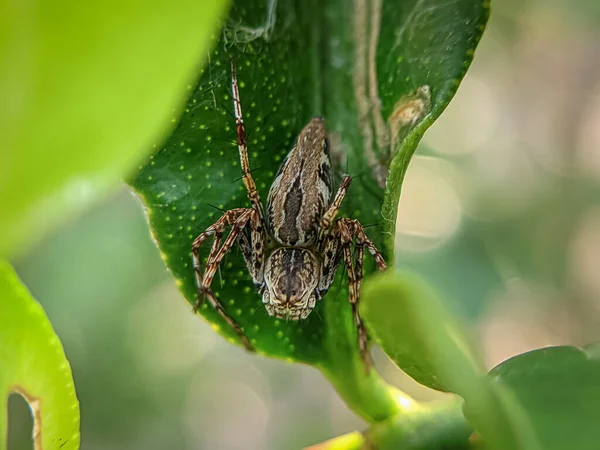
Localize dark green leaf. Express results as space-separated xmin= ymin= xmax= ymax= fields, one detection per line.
xmin=129 ymin=0 xmax=488 ymax=420
xmin=0 ymin=0 xmax=230 ymax=257
xmin=0 ymin=261 xmax=79 ymax=449
xmin=361 ymin=272 xmax=540 ymax=450
xmin=489 ymin=345 xmax=600 ymax=450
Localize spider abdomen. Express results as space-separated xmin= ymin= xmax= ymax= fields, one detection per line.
xmin=266 ymin=118 xmax=333 ymax=247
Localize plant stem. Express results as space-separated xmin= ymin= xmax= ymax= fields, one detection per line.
xmin=305 ymin=398 xmax=473 ymax=450
xmin=319 ymin=356 xmax=416 ymax=423
xmin=366 ymin=398 xmax=473 ymax=449
xmin=319 ymin=276 xmax=415 ymax=422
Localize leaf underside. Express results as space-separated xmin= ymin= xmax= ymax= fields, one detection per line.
xmin=129 ymin=0 xmax=488 ymax=368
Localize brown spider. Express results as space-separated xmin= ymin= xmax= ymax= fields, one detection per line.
xmin=192 ymin=60 xmax=387 ymax=369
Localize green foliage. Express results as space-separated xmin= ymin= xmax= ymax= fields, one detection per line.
xmin=16 ymin=1 xmax=599 ymax=449
xmin=361 ymin=272 xmax=540 ymax=450
xmin=0 ymin=261 xmax=79 ymax=450
xmin=1 ymin=0 xmax=231 ymax=447
xmin=129 ymin=0 xmax=488 ymax=422
xmin=489 ymin=346 xmax=600 ymax=450
xmin=0 ymin=0 xmax=231 ymax=258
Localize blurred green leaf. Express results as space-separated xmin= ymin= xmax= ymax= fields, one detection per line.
xmin=361 ymin=272 xmax=539 ymax=450
xmin=129 ymin=0 xmax=488 ymax=421
xmin=15 ymin=191 xmax=176 ymax=444
xmin=361 ymin=272 xmax=480 ymax=392
xmin=0 ymin=0 xmax=230 ymax=258
xmin=489 ymin=346 xmax=600 ymax=450
xmin=0 ymin=260 xmax=79 ymax=450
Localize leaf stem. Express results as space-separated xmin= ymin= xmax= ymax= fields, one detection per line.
xmin=366 ymin=398 xmax=473 ymax=449
xmin=319 ymin=356 xmax=416 ymax=423
xmin=305 ymin=398 xmax=473 ymax=450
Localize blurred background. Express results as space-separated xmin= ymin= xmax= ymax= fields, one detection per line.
xmin=7 ymin=0 xmax=600 ymax=448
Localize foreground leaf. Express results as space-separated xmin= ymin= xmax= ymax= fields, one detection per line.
xmin=489 ymin=346 xmax=600 ymax=450
xmin=361 ymin=272 xmax=539 ymax=450
xmin=0 ymin=261 xmax=79 ymax=449
xmin=129 ymin=0 xmax=488 ymax=420
xmin=0 ymin=0 xmax=230 ymax=257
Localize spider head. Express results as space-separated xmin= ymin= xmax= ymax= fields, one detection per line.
xmin=263 ymin=248 xmax=319 ymax=320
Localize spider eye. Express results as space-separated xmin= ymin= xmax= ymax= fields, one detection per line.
xmin=291 ymin=290 xmax=297 ymax=296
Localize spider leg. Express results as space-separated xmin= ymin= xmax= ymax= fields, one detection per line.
xmin=231 ymin=59 xmax=264 ymax=222
xmin=192 ymin=208 xmax=255 ymax=351
xmin=192 ymin=208 xmax=247 ymax=253
xmin=344 ymin=218 xmax=387 ymax=271
xmin=336 ymin=218 xmax=387 ymax=372
xmin=317 ymin=175 xmax=352 ymax=248
xmin=316 ymin=232 xmax=342 ymax=299
xmin=236 ymin=209 xmax=265 ymax=287
xmin=338 ymin=220 xmax=371 ymax=371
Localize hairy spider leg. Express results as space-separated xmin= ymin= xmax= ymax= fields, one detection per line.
xmin=231 ymin=59 xmax=265 ymax=222
xmin=314 ymin=175 xmax=352 ymax=299
xmin=341 ymin=218 xmax=387 ymax=271
xmin=317 ymin=175 xmax=352 ymax=248
xmin=236 ymin=210 xmax=265 ymax=285
xmin=192 ymin=208 xmax=257 ymax=351
xmin=317 ymin=233 xmax=342 ymax=299
xmin=337 ymin=218 xmax=387 ymax=372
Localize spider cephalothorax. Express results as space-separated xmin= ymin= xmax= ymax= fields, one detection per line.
xmin=263 ymin=248 xmax=319 ymax=320
xmin=191 ymin=60 xmax=387 ymax=368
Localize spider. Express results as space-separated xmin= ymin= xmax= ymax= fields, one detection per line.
xmin=192 ymin=60 xmax=387 ymax=369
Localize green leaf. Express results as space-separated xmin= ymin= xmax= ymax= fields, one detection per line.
xmin=379 ymin=1 xmax=490 ymax=256
xmin=361 ymin=272 xmax=481 ymax=392
xmin=489 ymin=346 xmax=600 ymax=450
xmin=0 ymin=261 xmax=79 ymax=450
xmin=361 ymin=272 xmax=540 ymax=450
xmin=0 ymin=0 xmax=230 ymax=258
xmin=129 ymin=0 xmax=488 ymax=421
